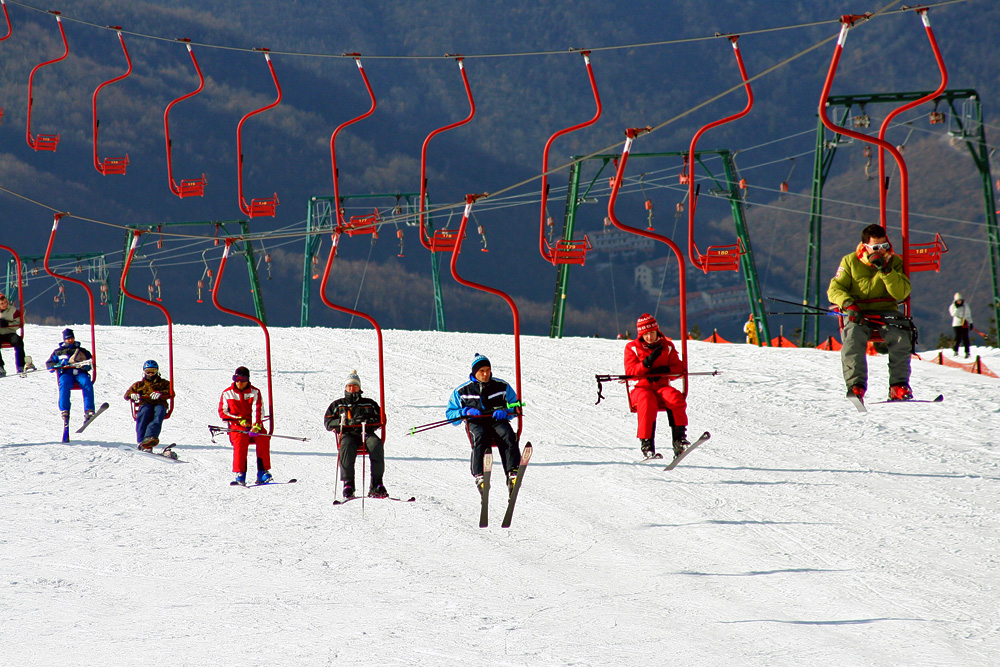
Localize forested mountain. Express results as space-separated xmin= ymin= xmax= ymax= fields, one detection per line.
xmin=1 ymin=0 xmax=998 ymax=345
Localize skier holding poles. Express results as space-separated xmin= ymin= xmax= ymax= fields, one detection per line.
xmin=827 ymin=224 xmax=914 ymax=403
xmin=45 ymin=328 xmax=96 ymax=432
xmin=625 ymin=313 xmax=690 ymax=460
xmin=218 ymin=366 xmax=274 ymax=485
xmin=323 ymin=370 xmax=388 ymax=499
xmin=123 ymin=359 xmax=173 ymax=450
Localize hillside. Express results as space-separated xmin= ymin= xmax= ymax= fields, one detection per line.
xmin=1 ymin=0 xmax=999 ymax=342
xmin=2 ymin=324 xmax=999 ymax=665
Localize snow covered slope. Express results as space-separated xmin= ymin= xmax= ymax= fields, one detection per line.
xmin=2 ymin=325 xmax=998 ymax=666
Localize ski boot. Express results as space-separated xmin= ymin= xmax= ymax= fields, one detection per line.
xmin=506 ymin=467 xmax=519 ymax=496
xmin=475 ymin=474 xmax=486 ymax=498
xmin=343 ymin=480 xmax=356 ymax=499
xmin=888 ymin=384 xmax=913 ymax=401
xmin=640 ymin=438 xmax=658 ymax=460
xmin=368 ymin=482 xmax=389 ymax=499
xmin=0 ymin=367 xmax=5 ymax=377
xmin=84 ymin=409 xmax=96 ymax=422
xmin=139 ymin=437 xmax=158 ymax=452
xmin=847 ymin=384 xmax=866 ymax=400
xmin=671 ymin=426 xmax=690 ymax=458
xmin=256 ymin=470 xmax=273 ymax=485
xmin=24 ymin=356 xmax=36 ymax=372
xmin=234 ymin=472 xmax=247 ymax=486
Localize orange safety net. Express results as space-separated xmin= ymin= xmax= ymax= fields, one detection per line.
xmin=816 ymin=336 xmax=842 ymax=351
xmin=916 ymin=351 xmax=998 ymax=378
xmin=769 ymin=336 xmax=798 ymax=348
xmin=702 ymin=329 xmax=731 ymax=344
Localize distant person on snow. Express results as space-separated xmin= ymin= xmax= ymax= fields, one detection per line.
xmin=625 ymin=313 xmax=690 ymax=459
xmin=827 ymin=224 xmax=913 ymax=402
xmin=45 ymin=328 xmax=96 ymax=428
xmin=324 ymin=370 xmax=388 ymax=499
xmin=0 ymin=292 xmax=34 ymax=376
xmin=218 ymin=366 xmax=273 ymax=485
xmin=124 ymin=360 xmax=174 ymax=450
xmin=446 ymin=353 xmax=521 ymax=497
xmin=743 ymin=313 xmax=758 ymax=345
xmin=949 ymin=292 xmax=973 ymax=359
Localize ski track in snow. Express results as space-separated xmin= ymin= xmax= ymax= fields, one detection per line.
xmin=1 ymin=325 xmax=998 ymax=666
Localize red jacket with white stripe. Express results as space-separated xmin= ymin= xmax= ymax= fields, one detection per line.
xmin=218 ymin=382 xmax=264 ymax=425
xmin=624 ymin=331 xmax=684 ymax=389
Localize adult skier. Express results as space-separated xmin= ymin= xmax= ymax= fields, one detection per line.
xmin=218 ymin=366 xmax=273 ymax=485
xmin=446 ymin=353 xmax=521 ymax=496
xmin=949 ymin=292 xmax=973 ymax=359
xmin=44 ymin=328 xmax=96 ymax=428
xmin=827 ymin=224 xmax=913 ymax=401
xmin=0 ymin=292 xmax=33 ymax=376
xmin=625 ymin=313 xmax=690 ymax=459
xmin=124 ymin=360 xmax=174 ymax=450
xmin=323 ymin=370 xmax=388 ymax=499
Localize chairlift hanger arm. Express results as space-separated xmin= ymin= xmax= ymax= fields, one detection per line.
xmin=92 ymin=29 xmax=133 ymax=175
xmin=687 ymin=36 xmax=753 ymax=272
xmin=449 ymin=194 xmax=523 ymax=437
xmin=608 ymin=129 xmax=689 ymax=397
xmin=210 ymin=239 xmax=274 ymax=434
xmin=43 ymin=213 xmax=98 ymax=382
xmin=164 ymin=39 xmax=207 ymax=197
xmin=237 ymin=50 xmax=282 ymax=217
xmin=120 ymin=231 xmax=175 ymax=417
xmin=1 ymin=0 xmax=11 ymax=41
xmin=539 ymin=50 xmax=602 ymax=263
xmin=419 ymin=57 xmax=475 ymax=250
xmin=876 ymin=8 xmax=947 ymax=227
xmin=331 ymin=55 xmax=377 ymax=229
xmin=26 ymin=12 xmax=69 ymax=151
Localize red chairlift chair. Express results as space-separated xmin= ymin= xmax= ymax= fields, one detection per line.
xmin=237 ymin=49 xmax=282 ymax=218
xmin=26 ymin=12 xmax=68 ymax=152
xmin=164 ymin=39 xmax=207 ymax=197
xmin=92 ymin=28 xmax=133 ymax=175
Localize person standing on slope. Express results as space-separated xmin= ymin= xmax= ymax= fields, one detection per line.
xmin=218 ymin=366 xmax=273 ymax=485
xmin=827 ymin=224 xmax=913 ymax=402
xmin=446 ymin=354 xmax=521 ymax=497
xmin=45 ymin=328 xmax=96 ymax=429
xmin=743 ymin=313 xmax=758 ymax=346
xmin=949 ymin=292 xmax=973 ymax=359
xmin=324 ymin=370 xmax=388 ymax=499
xmin=124 ymin=360 xmax=174 ymax=450
xmin=625 ymin=313 xmax=690 ymax=459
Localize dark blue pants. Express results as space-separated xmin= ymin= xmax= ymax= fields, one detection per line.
xmin=58 ymin=372 xmax=95 ymax=412
xmin=467 ymin=419 xmax=520 ymax=477
xmin=135 ymin=403 xmax=166 ymax=444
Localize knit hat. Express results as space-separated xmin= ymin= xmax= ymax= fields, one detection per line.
xmin=62 ymin=328 xmax=75 ymax=340
xmin=636 ymin=313 xmax=658 ymax=335
xmin=345 ymin=369 xmax=361 ymax=390
xmin=954 ymin=292 xmax=964 ymax=301
xmin=471 ymin=353 xmax=491 ymax=375
xmin=233 ymin=366 xmax=250 ymax=381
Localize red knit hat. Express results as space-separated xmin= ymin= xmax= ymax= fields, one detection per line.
xmin=636 ymin=313 xmax=657 ymax=335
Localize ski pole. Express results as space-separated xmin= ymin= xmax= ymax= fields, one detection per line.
xmin=407 ymin=415 xmax=468 ymax=435
xmin=208 ymin=425 xmax=309 ymax=442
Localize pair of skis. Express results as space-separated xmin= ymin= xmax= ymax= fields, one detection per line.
xmin=118 ymin=442 xmax=183 ymax=462
xmin=62 ymin=401 xmax=111 ymax=442
xmin=848 ymin=393 xmax=944 ymax=413
xmin=479 ymin=442 xmax=532 ymax=528
xmin=639 ymin=431 xmax=711 ymax=470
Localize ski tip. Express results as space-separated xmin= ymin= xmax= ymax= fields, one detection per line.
xmin=407 ymin=496 xmax=416 ymax=502
xmin=933 ymin=394 xmax=944 ymax=402
xmin=288 ymin=478 xmax=298 ymax=483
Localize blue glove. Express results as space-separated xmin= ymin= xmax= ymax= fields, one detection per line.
xmin=492 ymin=409 xmax=509 ymax=421
xmin=462 ymin=407 xmax=481 ymax=417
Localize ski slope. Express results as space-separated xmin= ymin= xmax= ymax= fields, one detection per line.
xmin=2 ymin=325 xmax=999 ymax=666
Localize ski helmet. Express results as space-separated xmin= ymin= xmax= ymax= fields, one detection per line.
xmin=143 ymin=360 xmax=159 ymax=371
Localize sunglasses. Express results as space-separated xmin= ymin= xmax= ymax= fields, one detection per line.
xmin=865 ymin=242 xmax=891 ymax=252
xmin=233 ymin=375 xmax=249 ymax=382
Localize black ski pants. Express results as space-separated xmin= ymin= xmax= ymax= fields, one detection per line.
xmin=467 ymin=419 xmax=520 ymax=477
xmin=953 ymin=325 xmax=971 ymax=357
xmin=338 ymin=431 xmax=384 ymax=486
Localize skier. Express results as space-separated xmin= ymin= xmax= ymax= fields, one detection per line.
xmin=743 ymin=313 xmax=758 ymax=345
xmin=44 ymin=328 xmax=96 ymax=428
xmin=949 ymin=292 xmax=973 ymax=359
xmin=323 ymin=370 xmax=388 ymax=499
xmin=827 ymin=224 xmax=913 ymax=402
xmin=446 ymin=353 xmax=521 ymax=496
xmin=218 ymin=366 xmax=273 ymax=485
xmin=123 ymin=360 xmax=174 ymax=450
xmin=0 ymin=292 xmax=33 ymax=376
xmin=625 ymin=313 xmax=690 ymax=459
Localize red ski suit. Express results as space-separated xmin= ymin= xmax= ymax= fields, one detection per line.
xmin=218 ymin=382 xmax=271 ymax=473
xmin=624 ymin=331 xmax=688 ymax=439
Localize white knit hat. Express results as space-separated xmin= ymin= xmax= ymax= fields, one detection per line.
xmin=345 ymin=370 xmax=361 ymax=390
xmin=954 ymin=292 xmax=963 ymax=301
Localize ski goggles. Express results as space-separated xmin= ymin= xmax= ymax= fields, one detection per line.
xmin=144 ymin=368 xmax=158 ymax=376
xmin=233 ymin=374 xmax=250 ymax=382
xmin=864 ymin=242 xmax=891 ymax=252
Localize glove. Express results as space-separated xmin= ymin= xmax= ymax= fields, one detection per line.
xmin=491 ymin=409 xmax=509 ymax=421
xmin=0 ymin=318 xmax=7 ymax=327
xmin=237 ymin=419 xmax=250 ymax=428
xmin=130 ymin=393 xmax=142 ymax=403
xmin=462 ymin=407 xmax=481 ymax=417
xmin=642 ymin=346 xmax=663 ymax=368
xmin=870 ymin=254 xmax=886 ymax=270
xmin=250 ymin=423 xmax=264 ymax=434
xmin=150 ymin=391 xmax=162 ymax=401
xmin=844 ymin=303 xmax=863 ymax=324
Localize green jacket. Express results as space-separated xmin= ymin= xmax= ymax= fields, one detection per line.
xmin=827 ymin=244 xmax=911 ymax=311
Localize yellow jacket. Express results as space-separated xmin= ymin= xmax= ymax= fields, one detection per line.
xmin=827 ymin=243 xmax=911 ymax=311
